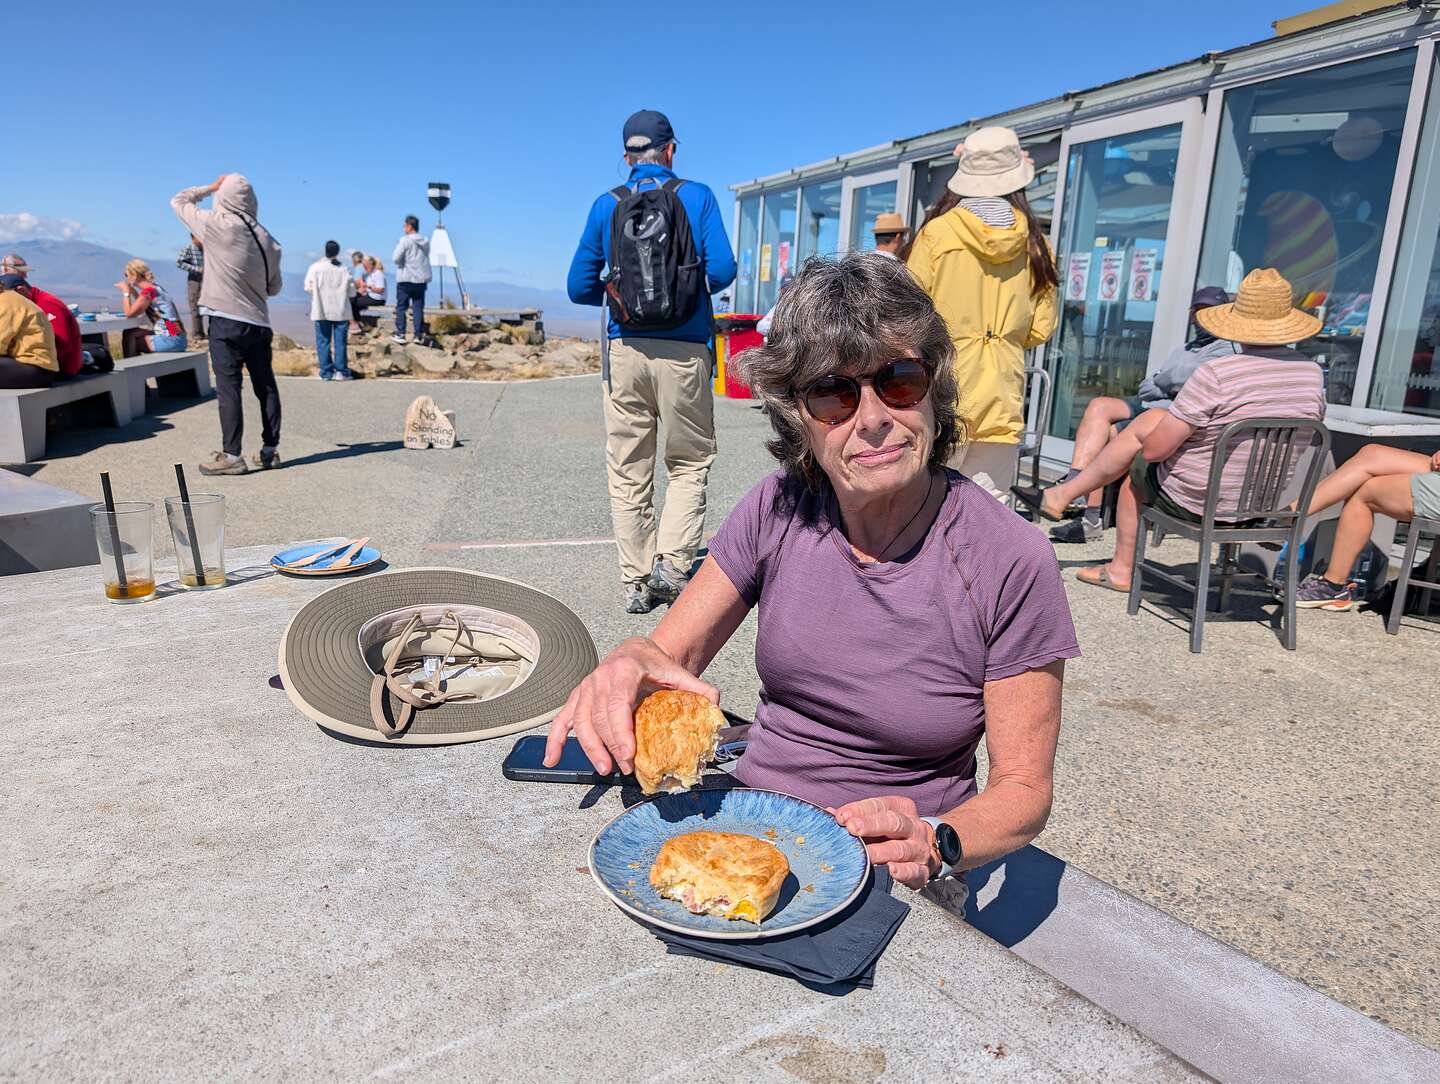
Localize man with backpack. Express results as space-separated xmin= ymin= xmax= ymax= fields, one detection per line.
xmin=567 ymin=109 xmax=736 ymax=613
xmin=172 ymin=173 xmax=284 ymax=476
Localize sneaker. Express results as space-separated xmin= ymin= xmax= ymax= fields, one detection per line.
xmin=1050 ymin=517 xmax=1103 ymax=544
xmin=625 ymin=580 xmax=655 ymax=614
xmin=1294 ymin=573 xmax=1355 ymax=611
xmin=198 ymin=451 xmax=248 ymax=476
xmin=320 ymin=372 xmax=334 ymax=381
xmin=333 ymin=371 xmax=355 ymax=381
xmin=251 ymin=448 xmax=282 ymax=471
xmin=391 ymin=334 xmax=408 ymax=345
xmin=647 ymin=557 xmax=691 ymax=603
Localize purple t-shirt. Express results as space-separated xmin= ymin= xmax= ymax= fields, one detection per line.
xmin=708 ymin=469 xmax=1080 ymax=817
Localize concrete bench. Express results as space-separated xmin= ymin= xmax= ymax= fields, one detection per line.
xmin=113 ymin=349 xmax=212 ymax=410
xmin=0 ymin=468 xmax=98 ymax=574
xmin=0 ymin=371 xmax=134 ymax=464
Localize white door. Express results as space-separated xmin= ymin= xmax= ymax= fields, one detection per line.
xmin=1041 ymin=99 xmax=1208 ymax=462
xmin=839 ymin=169 xmax=900 ymax=253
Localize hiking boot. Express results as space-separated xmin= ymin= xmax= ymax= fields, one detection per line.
xmin=1295 ymin=573 xmax=1354 ymax=611
xmin=647 ymin=557 xmax=691 ymax=603
xmin=1050 ymin=517 xmax=1103 ymax=544
xmin=251 ymin=448 xmax=282 ymax=471
xmin=625 ymin=580 xmax=655 ymax=614
xmin=198 ymin=451 xmax=247 ymax=476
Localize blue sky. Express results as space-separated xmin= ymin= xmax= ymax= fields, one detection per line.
xmin=7 ymin=0 xmax=1279 ymax=286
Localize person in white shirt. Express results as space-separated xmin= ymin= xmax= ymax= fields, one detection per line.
xmin=304 ymin=240 xmax=357 ymax=381
xmin=350 ymin=255 xmax=386 ymax=331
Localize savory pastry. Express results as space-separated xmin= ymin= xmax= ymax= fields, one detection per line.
xmin=650 ymin=830 xmax=790 ymax=924
xmin=633 ymin=689 xmax=725 ymax=795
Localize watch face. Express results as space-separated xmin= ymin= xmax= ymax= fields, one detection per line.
xmin=935 ymin=823 xmax=963 ymax=866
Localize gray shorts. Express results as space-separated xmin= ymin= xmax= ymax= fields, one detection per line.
xmin=1412 ymin=471 xmax=1440 ymax=521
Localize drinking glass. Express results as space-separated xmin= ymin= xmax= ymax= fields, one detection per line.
xmin=90 ymin=502 xmax=156 ymax=604
xmin=164 ymin=493 xmax=227 ymax=589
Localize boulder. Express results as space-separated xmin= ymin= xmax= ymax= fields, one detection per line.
xmin=271 ymin=350 xmax=315 ymax=376
xmin=407 ymin=344 xmax=456 ymax=374
xmin=545 ymin=339 xmax=600 ymax=368
xmin=477 ymin=344 xmax=532 ymax=370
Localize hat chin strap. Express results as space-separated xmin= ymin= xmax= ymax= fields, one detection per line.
xmin=369 ymin=609 xmax=481 ymax=738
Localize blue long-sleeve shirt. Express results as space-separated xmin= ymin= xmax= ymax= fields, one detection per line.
xmin=566 ymin=164 xmax=736 ymax=344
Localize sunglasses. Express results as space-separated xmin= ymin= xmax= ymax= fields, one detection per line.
xmin=801 ymin=358 xmax=933 ymax=425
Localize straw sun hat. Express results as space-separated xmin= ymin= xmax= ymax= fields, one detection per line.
xmin=1193 ymin=268 xmax=1322 ymax=346
xmin=948 ymin=126 xmax=1035 ymax=198
xmin=278 ymin=567 xmax=597 ymax=745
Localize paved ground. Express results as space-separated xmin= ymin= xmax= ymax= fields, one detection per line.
xmin=24 ymin=373 xmax=1440 ymax=1050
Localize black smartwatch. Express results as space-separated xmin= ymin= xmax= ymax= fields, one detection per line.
xmin=921 ymin=816 xmax=963 ymax=880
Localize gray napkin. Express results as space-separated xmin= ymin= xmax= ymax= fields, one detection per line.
xmin=650 ymin=868 xmax=909 ymax=993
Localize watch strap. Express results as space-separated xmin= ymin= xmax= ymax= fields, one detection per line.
xmin=921 ymin=816 xmax=958 ymax=881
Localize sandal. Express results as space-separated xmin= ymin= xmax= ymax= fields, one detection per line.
xmin=1011 ymin=485 xmax=1065 ymax=522
xmin=1076 ymin=566 xmax=1131 ymax=593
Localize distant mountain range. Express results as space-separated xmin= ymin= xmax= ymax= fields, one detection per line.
xmin=6 ymin=239 xmax=595 ymax=321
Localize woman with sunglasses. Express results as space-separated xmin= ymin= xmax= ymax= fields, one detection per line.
xmin=546 ymin=254 xmax=1078 ymax=890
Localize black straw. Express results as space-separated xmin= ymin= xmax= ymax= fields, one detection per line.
xmin=99 ymin=472 xmax=126 ymax=590
xmin=174 ymin=464 xmax=206 ymax=585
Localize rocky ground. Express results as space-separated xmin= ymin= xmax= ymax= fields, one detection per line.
xmin=268 ymin=320 xmax=601 ymax=382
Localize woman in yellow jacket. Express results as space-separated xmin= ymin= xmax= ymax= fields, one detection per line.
xmin=905 ymin=126 xmax=1058 ymax=500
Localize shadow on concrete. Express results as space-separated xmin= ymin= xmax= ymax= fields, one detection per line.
xmin=40 ymin=410 xmax=177 ymax=462
xmin=960 ymin=844 xmax=1065 ymax=948
xmin=278 ymin=441 xmax=407 ymax=469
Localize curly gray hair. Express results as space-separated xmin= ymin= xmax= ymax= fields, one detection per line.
xmin=736 ymin=253 xmax=964 ymax=489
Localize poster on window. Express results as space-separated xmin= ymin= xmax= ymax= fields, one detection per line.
xmin=759 ymin=244 xmax=772 ymax=283
xmin=1064 ymin=252 xmax=1092 ymax=302
xmin=1098 ymin=250 xmax=1125 ymax=302
xmin=1129 ymin=247 xmax=1158 ymax=302
xmin=739 ymin=248 xmax=753 ymax=288
xmin=777 ymin=241 xmax=791 ymax=282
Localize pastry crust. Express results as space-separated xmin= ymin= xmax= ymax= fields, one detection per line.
xmin=632 ymin=689 xmax=725 ymax=795
xmin=650 ymin=830 xmax=790 ymax=924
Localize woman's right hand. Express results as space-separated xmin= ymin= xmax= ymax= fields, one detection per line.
xmin=543 ymin=636 xmax=718 ymax=775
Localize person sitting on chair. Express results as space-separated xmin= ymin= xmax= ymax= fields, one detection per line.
xmin=1292 ymin=444 xmax=1440 ymax=611
xmin=1020 ymin=269 xmax=1325 ymax=592
xmin=1021 ymin=286 xmax=1233 ymax=543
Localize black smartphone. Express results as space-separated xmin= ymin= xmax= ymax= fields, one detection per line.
xmin=501 ymin=734 xmax=633 ymax=785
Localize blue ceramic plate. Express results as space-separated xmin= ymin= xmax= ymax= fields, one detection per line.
xmin=589 ymin=788 xmax=869 ymax=941
xmin=270 ymin=541 xmax=381 ymax=576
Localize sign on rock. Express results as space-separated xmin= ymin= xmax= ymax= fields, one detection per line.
xmin=403 ymin=395 xmax=458 ymax=450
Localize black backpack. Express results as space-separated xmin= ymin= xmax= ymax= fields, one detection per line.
xmin=604 ymin=178 xmax=703 ymax=332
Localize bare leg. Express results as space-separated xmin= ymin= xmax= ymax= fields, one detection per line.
xmin=1041 ymin=409 xmax=1166 ymax=518
xmin=1305 ymin=444 xmax=1431 ymax=515
xmin=1320 ymin=476 xmax=1415 ymax=585
xmin=1078 ymin=477 xmax=1140 ymax=589
xmin=1070 ymin=396 xmax=1136 ymax=508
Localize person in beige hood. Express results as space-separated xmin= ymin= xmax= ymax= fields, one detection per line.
xmin=904 ymin=127 xmax=1058 ymax=502
xmin=172 ymin=173 xmax=285 ymax=475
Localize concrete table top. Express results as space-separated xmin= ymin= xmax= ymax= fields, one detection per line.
xmin=2 ymin=546 xmax=1194 ymax=1080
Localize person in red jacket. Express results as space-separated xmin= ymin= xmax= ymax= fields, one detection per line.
xmin=1 ymin=254 xmax=82 ymax=378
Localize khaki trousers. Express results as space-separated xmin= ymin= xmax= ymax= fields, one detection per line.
xmin=603 ymin=337 xmax=717 ymax=583
xmin=949 ymin=440 xmax=1018 ymax=503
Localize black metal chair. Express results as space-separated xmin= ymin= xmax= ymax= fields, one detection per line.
xmin=1387 ymin=515 xmax=1440 ymax=635
xmin=1127 ymin=417 xmax=1330 ymax=653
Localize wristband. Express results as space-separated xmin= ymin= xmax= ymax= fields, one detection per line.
xmin=921 ymin=816 xmax=959 ymax=881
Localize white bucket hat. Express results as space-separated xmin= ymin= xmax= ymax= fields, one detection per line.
xmin=948 ymin=126 xmax=1035 ymax=198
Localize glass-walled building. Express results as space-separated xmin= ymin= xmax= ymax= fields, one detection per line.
xmin=729 ymin=2 xmax=1440 ymax=458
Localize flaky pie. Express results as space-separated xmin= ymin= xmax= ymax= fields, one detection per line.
xmin=632 ymin=689 xmax=724 ymax=795
xmin=649 ymin=830 xmax=790 ymax=924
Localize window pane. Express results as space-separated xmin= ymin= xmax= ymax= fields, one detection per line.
xmin=1196 ymin=50 xmax=1415 ymax=407
xmin=848 ymin=181 xmax=897 ymax=252
xmin=735 ymin=196 xmax=761 ymax=313
xmin=1050 ymin=124 xmax=1184 ymax=440
xmin=757 ymin=188 xmax=798 ymax=313
xmin=797 ymin=180 xmax=842 ymax=266
xmin=1372 ymin=57 xmax=1440 ymax=416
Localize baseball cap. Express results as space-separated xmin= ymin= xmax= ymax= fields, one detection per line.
xmin=623 ymin=110 xmax=677 ymax=152
xmin=0 ymin=273 xmax=25 ymax=290
xmin=1191 ymin=286 xmax=1230 ymax=309
xmin=0 ymin=253 xmax=30 ymax=276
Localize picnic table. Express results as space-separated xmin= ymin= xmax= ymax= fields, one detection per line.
xmin=6 ymin=546 xmax=1435 ymax=1079
xmin=74 ymin=312 xmax=143 ymax=337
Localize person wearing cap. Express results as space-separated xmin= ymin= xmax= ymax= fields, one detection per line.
xmin=172 ymin=173 xmax=285 ymax=476
xmin=566 ymin=109 xmax=737 ymax=614
xmin=0 ymin=254 xmax=83 ymax=379
xmin=1021 ymin=269 xmax=1325 ymax=593
xmin=176 ymin=235 xmax=206 ymax=344
xmin=0 ymin=275 xmax=59 ymax=389
xmin=305 ymin=241 xmax=357 ymax=381
xmin=871 ymin=212 xmax=908 ymax=260
xmin=1017 ymin=286 xmax=1235 ymax=543
xmin=904 ymin=126 xmax=1059 ymax=503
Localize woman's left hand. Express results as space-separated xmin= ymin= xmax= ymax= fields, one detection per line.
xmin=831 ymin=795 xmax=938 ymax=890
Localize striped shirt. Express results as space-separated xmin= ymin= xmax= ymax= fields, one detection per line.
xmin=959 ymin=197 xmax=1015 ymax=228
xmin=1159 ymin=346 xmax=1326 ymax=518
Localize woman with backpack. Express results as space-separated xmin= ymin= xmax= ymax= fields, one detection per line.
xmin=904 ymin=126 xmax=1058 ymax=500
xmin=115 ymin=259 xmax=188 ymax=355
